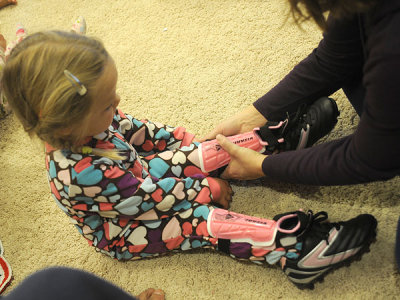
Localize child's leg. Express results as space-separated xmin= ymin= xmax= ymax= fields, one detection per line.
xmin=89 ymin=205 xmax=269 ymax=261
xmin=199 ymin=97 xmax=339 ymax=173
xmin=91 ymin=205 xmax=376 ymax=289
xmin=141 ymin=142 xmax=222 ymax=179
xmin=198 ymin=123 xmax=289 ymax=173
xmin=209 ymin=208 xmax=376 ymax=289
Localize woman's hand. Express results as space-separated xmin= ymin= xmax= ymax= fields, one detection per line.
xmin=216 ymin=134 xmax=266 ymax=180
xmin=199 ymin=105 xmax=267 ymax=142
xmin=211 ymin=178 xmax=233 ymax=209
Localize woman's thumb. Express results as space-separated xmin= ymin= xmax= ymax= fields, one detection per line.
xmin=216 ymin=134 xmax=237 ymax=154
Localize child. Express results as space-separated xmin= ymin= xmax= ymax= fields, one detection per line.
xmin=2 ymin=30 xmax=377 ymax=289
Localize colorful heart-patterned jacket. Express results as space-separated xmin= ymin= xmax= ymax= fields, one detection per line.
xmin=45 ymin=109 xmax=220 ymax=260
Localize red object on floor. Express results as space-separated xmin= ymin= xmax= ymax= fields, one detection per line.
xmin=0 ymin=240 xmax=12 ymax=294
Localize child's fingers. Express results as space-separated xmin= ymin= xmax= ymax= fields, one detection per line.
xmin=225 ymin=186 xmax=233 ymax=206
xmin=219 ymin=197 xmax=230 ymax=209
xmin=228 ymin=184 xmax=233 ymax=196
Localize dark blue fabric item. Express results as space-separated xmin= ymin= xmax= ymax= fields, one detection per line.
xmin=0 ymin=267 xmax=137 ymax=300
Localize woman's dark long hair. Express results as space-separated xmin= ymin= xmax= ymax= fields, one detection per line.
xmin=288 ymin=0 xmax=377 ymax=29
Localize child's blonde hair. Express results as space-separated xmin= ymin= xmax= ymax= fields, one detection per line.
xmin=3 ymin=30 xmax=110 ymax=154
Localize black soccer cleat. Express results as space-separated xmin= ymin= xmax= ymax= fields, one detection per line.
xmin=258 ymin=97 xmax=340 ymax=153
xmin=271 ymin=210 xmax=377 ymax=289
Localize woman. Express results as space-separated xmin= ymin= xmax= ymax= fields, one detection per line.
xmin=201 ymin=0 xmax=400 ymax=267
xmin=203 ymin=0 xmax=399 ymax=184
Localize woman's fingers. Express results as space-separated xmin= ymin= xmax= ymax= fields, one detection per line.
xmin=217 ymin=134 xmax=266 ymax=180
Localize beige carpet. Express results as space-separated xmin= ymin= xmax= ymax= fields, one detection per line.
xmin=0 ymin=1 xmax=399 ymax=299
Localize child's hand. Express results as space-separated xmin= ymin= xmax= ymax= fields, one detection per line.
xmin=138 ymin=288 xmax=165 ymax=300
xmin=0 ymin=34 xmax=6 ymax=51
xmin=211 ymin=178 xmax=233 ymax=209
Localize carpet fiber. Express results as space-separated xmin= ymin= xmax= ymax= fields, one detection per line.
xmin=0 ymin=1 xmax=399 ymax=299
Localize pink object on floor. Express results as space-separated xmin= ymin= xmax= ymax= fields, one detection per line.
xmin=5 ymin=24 xmax=27 ymax=58
xmin=71 ymin=16 xmax=87 ymax=35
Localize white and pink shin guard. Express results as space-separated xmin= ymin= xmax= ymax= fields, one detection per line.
xmin=207 ymin=208 xmax=302 ymax=249
xmin=198 ymin=123 xmax=285 ymax=173
xmin=207 ymin=208 xmax=278 ymax=248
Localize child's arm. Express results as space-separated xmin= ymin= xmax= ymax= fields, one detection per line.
xmin=112 ymin=109 xmax=195 ymax=155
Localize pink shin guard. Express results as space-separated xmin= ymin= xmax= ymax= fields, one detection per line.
xmin=198 ymin=124 xmax=285 ymax=173
xmin=198 ymin=129 xmax=267 ymax=173
xmin=207 ymin=208 xmax=278 ymax=248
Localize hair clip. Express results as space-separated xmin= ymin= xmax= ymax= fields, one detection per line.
xmin=64 ymin=69 xmax=87 ymax=96
xmin=81 ymin=146 xmax=93 ymax=154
